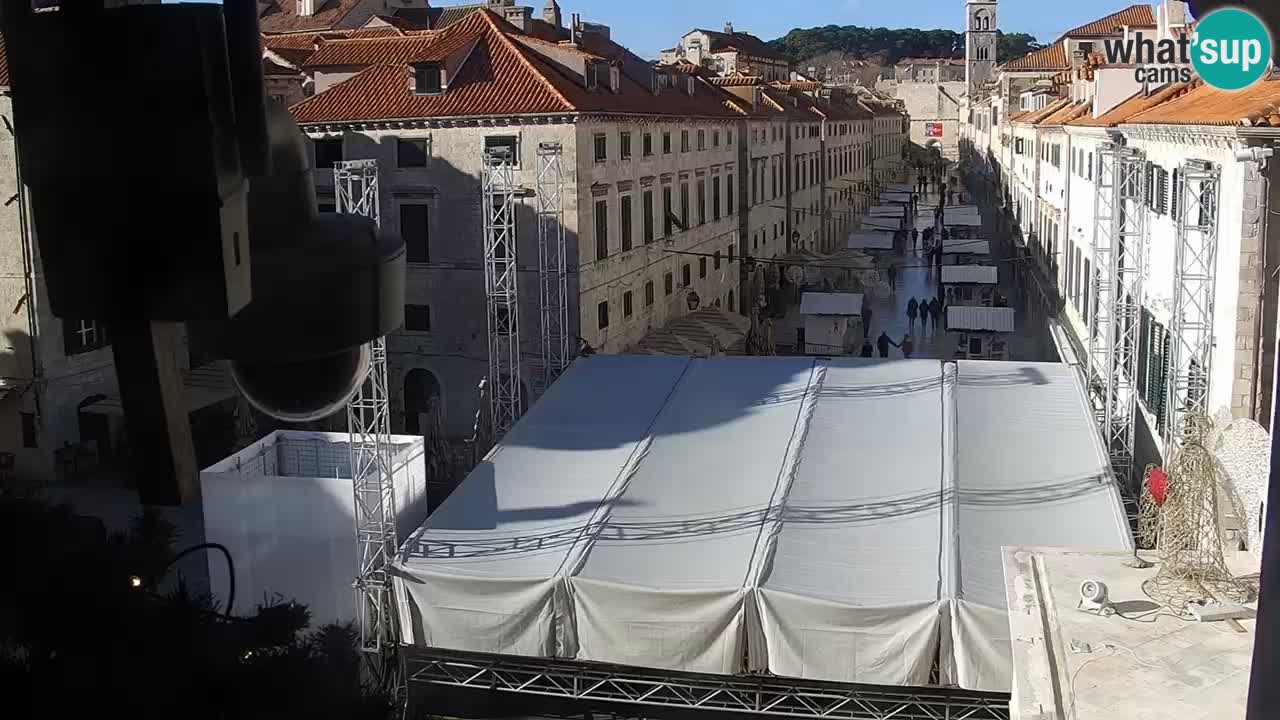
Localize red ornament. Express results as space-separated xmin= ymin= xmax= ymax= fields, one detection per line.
xmin=1148 ymin=468 xmax=1169 ymax=506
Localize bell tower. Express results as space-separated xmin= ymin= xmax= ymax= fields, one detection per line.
xmin=965 ymin=0 xmax=998 ymax=101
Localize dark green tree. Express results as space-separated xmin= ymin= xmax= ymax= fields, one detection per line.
xmin=768 ymin=25 xmax=1042 ymax=66
xmin=0 ymin=492 xmax=393 ymax=720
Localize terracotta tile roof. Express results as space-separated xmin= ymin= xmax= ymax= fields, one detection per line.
xmin=1037 ymin=100 xmax=1090 ymax=127
xmin=263 ymin=32 xmax=337 ymax=66
xmin=366 ymin=13 xmax=430 ymax=32
xmin=345 ymin=26 xmax=405 ymax=39
xmin=292 ymin=10 xmax=748 ymax=125
xmin=430 ymin=4 xmax=485 ymax=30
xmin=258 ymin=0 xmax=367 ymax=34
xmin=708 ymin=75 xmax=764 ymax=87
xmin=776 ymin=80 xmax=822 ymax=91
xmin=1016 ymin=97 xmax=1073 ymax=124
xmin=1058 ymin=4 xmax=1155 ymax=40
xmin=263 ymin=57 xmax=299 ymax=76
xmin=1007 ymin=111 xmax=1029 ymax=122
xmin=1003 ymin=43 xmax=1069 ymax=72
xmin=1068 ymin=81 xmax=1194 ymax=127
xmin=0 ymin=36 xmax=9 ymax=89
xmin=1126 ymin=79 xmax=1280 ymax=127
xmin=694 ymin=28 xmax=788 ymax=61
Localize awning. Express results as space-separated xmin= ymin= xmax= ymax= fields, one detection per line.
xmin=947 ymin=306 xmax=1016 ymax=333
xmin=941 ymin=265 xmax=999 ymax=285
xmin=847 ymin=232 xmax=895 ymax=251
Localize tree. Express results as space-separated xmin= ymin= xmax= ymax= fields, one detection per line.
xmin=0 ymin=492 xmax=393 ymax=720
xmin=769 ymin=24 xmax=1042 ymax=66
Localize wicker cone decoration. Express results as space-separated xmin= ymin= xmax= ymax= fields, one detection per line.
xmin=1136 ymin=464 xmax=1163 ymax=550
xmin=1142 ymin=413 xmax=1254 ymax=611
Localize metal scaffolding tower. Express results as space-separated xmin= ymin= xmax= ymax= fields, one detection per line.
xmin=535 ymin=142 xmax=570 ymax=396
xmin=482 ymin=148 xmax=522 ymax=440
xmin=1088 ymin=144 xmax=1147 ymax=485
xmin=334 ymin=159 xmax=399 ymax=656
xmin=1165 ymin=161 xmax=1221 ymax=450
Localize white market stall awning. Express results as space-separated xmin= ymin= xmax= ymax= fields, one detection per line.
xmin=861 ymin=219 xmax=900 ymax=232
xmin=941 ymin=265 xmax=999 ymax=285
xmin=947 ymin=306 xmax=1016 ymax=333
xmin=847 ymin=232 xmax=895 ymax=251
xmin=867 ymin=205 xmax=906 ymax=217
xmin=944 ymin=237 xmax=990 ymax=255
xmin=392 ymin=356 xmax=1130 ymax=693
xmin=800 ymin=292 xmax=863 ymax=317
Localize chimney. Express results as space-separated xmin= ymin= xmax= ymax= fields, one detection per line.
xmin=296 ymin=0 xmax=315 ymax=17
xmin=504 ymin=5 xmax=531 ymax=33
xmin=543 ymin=0 xmax=562 ymax=28
xmin=686 ymin=75 xmax=696 ymax=96
xmin=568 ymin=12 xmax=580 ymax=46
xmin=752 ymin=86 xmax=764 ymax=110
xmin=724 ymin=21 xmax=734 ymax=34
xmin=610 ymin=64 xmax=621 ymax=93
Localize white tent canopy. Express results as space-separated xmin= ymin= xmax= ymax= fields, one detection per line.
xmin=867 ymin=205 xmax=907 ymax=217
xmin=942 ymin=266 xmax=999 ymax=285
xmin=801 ymin=292 xmax=863 ymax=316
xmin=847 ymin=232 xmax=896 ymax=251
xmin=948 ymin=306 xmax=1016 ymax=333
xmin=944 ymin=237 xmax=990 ymax=255
xmin=393 ymin=357 xmax=1131 ymax=692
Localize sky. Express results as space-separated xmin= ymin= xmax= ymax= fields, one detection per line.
xmin=549 ymin=0 xmax=1147 ymax=59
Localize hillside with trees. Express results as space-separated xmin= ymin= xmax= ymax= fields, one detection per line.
xmin=768 ymin=26 xmax=1041 ymax=66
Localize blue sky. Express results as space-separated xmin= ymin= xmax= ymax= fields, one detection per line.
xmin=553 ymin=0 xmax=1142 ymax=58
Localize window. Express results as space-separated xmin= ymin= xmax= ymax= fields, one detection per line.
xmin=727 ymin=130 xmax=733 ymax=146
xmin=697 ymin=129 xmax=706 ymax=151
xmin=412 ymin=63 xmax=442 ymax=95
xmin=679 ymin=182 xmax=690 ymax=228
xmin=681 ymin=130 xmax=690 ymax=152
xmin=621 ymin=195 xmax=633 ymax=252
xmin=484 ymin=135 xmax=518 ymax=165
xmin=620 ymin=131 xmax=632 ymax=160
xmin=697 ymin=180 xmax=706 ymax=225
xmin=598 ymin=301 xmax=609 ymax=329
xmin=713 ymin=250 xmax=721 ymax=270
xmin=664 ymin=272 xmax=673 ymax=296
xmin=595 ymin=199 xmax=609 ymax=260
xmin=682 ymin=263 xmax=691 ymax=287
xmin=712 ymin=176 xmax=721 ymax=220
xmin=1170 ymin=168 xmax=1183 ymax=219
xmin=1136 ymin=309 xmax=1170 ymax=432
xmin=624 ymin=291 xmax=633 ymax=318
xmin=21 ymin=412 xmax=36 ymax=448
xmin=643 ymin=190 xmax=655 ymax=242
xmin=728 ymin=244 xmax=734 ymax=263
xmin=404 ymin=304 xmax=432 ymax=332
xmin=594 ymin=133 xmax=608 ymax=163
xmin=1087 ymin=152 xmax=1093 ymax=180
xmin=663 ymin=186 xmax=673 ymax=236
xmin=663 ymin=131 xmax=672 ymax=154
xmin=313 ymin=138 xmax=343 ymax=169
xmin=399 ymin=203 xmax=430 ymax=263
xmin=397 ymin=138 xmax=429 ymax=167
xmin=699 ymin=256 xmax=707 ymax=278
xmin=727 ymin=173 xmax=734 ymax=213
xmin=643 ymin=132 xmax=653 ymax=156
xmin=728 ymin=290 xmax=735 ymax=311
xmin=712 ymin=130 xmax=720 ymax=148
xmin=64 ymin=319 xmax=110 ymax=356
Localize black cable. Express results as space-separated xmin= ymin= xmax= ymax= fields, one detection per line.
xmin=155 ymin=541 xmax=236 ymax=619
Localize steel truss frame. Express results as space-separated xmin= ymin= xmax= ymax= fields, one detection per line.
xmin=1087 ymin=145 xmax=1147 ymax=486
xmin=482 ymin=148 xmax=522 ymax=440
xmin=406 ymin=649 xmax=1011 ymax=720
xmin=333 ymin=160 xmax=399 ymax=656
xmin=535 ymin=142 xmax=571 ymax=397
xmin=1164 ymin=161 xmax=1220 ymax=450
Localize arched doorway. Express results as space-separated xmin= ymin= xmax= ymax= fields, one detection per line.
xmin=403 ymin=369 xmax=442 ymax=436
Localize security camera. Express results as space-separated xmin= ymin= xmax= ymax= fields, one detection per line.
xmin=1234 ymin=147 xmax=1275 ymax=163
xmin=1078 ymin=578 xmax=1112 ymax=614
xmin=194 ymin=103 xmax=404 ymax=423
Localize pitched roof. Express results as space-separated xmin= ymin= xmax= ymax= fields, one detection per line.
xmin=1003 ymin=43 xmax=1069 ymax=72
xmin=293 ymin=10 xmax=747 ymax=124
xmin=694 ymin=28 xmax=787 ymax=61
xmin=263 ymin=57 xmax=299 ymax=76
xmin=1125 ymin=78 xmax=1280 ymax=127
xmin=1037 ymin=100 xmax=1090 ymax=128
xmin=1068 ymin=81 xmax=1194 ymax=127
xmin=430 ymin=3 xmax=486 ymax=30
xmin=258 ymin=0 xmax=368 ymax=34
xmin=1015 ymin=97 xmax=1072 ymax=125
xmin=1058 ymin=4 xmax=1155 ymax=40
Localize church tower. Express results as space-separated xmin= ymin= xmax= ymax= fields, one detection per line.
xmin=965 ymin=0 xmax=998 ymax=101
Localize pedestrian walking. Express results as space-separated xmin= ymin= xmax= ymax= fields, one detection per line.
xmin=862 ymin=304 xmax=873 ymax=338
xmin=860 ymin=339 xmax=874 ymax=358
xmin=900 ymin=333 xmax=915 ymax=359
xmin=918 ymin=296 xmax=931 ymax=334
xmin=906 ymin=297 xmax=918 ymax=331
xmin=877 ymin=331 xmax=892 ymax=358
xmin=929 ymin=297 xmax=942 ymax=331
xmin=911 ymin=227 xmax=919 ymax=250
xmin=947 ymin=189 xmax=955 ymax=206
xmin=887 ymin=265 xmax=897 ymax=289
